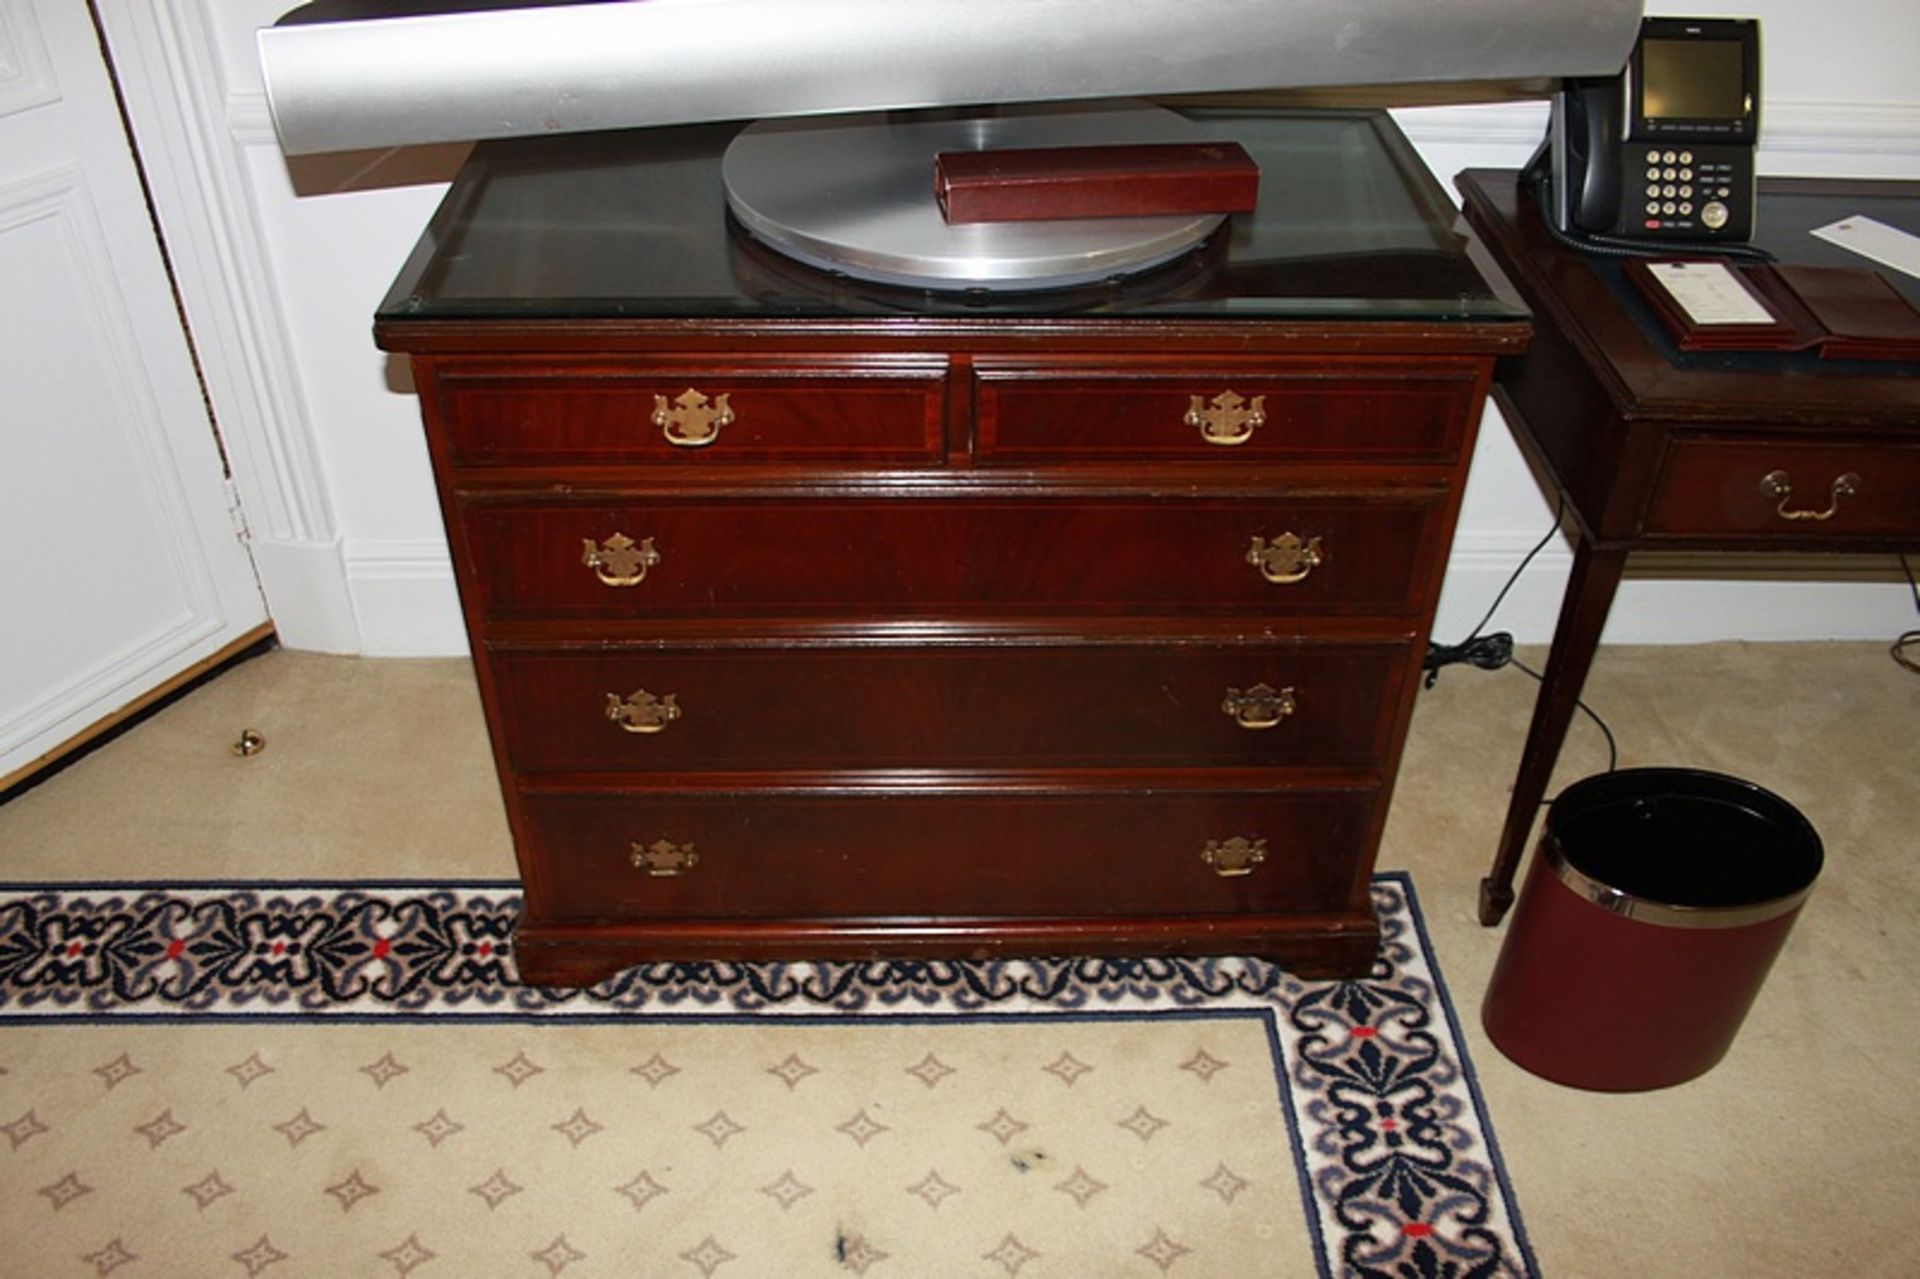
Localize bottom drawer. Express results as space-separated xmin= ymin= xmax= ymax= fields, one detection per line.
xmin=517 ymin=784 xmax=1376 ymax=923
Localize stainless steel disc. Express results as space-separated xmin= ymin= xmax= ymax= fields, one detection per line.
xmin=722 ymin=103 xmax=1228 ymax=291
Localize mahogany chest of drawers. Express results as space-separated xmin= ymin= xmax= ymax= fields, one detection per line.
xmin=375 ymin=110 xmax=1528 ymax=986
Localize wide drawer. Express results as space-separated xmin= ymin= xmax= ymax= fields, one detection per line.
xmin=1643 ymin=437 xmax=1920 ymax=539
xmin=492 ymin=637 xmax=1409 ymax=773
xmin=458 ymin=493 xmax=1444 ymax=620
xmin=517 ymin=783 xmax=1376 ymax=922
xmin=431 ymin=363 xmax=947 ymax=466
xmin=974 ymin=360 xmax=1477 ymax=464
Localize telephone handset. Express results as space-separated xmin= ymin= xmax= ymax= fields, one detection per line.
xmin=1536 ymin=16 xmax=1761 ymax=250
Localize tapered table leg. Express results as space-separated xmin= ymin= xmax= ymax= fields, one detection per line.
xmin=1478 ymin=538 xmax=1630 ymax=925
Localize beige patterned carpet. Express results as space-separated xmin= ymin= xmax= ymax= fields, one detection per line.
xmin=0 ymin=879 xmax=1523 ymax=1278
xmin=4 ymin=641 xmax=1917 ymax=1275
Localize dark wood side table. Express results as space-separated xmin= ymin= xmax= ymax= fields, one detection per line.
xmin=1457 ymin=169 xmax=1920 ymax=926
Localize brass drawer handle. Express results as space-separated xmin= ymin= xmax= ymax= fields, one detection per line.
xmin=653 ymin=388 xmax=734 ymax=448
xmin=606 ymin=689 xmax=681 ymax=734
xmin=1201 ymin=836 xmax=1267 ymax=878
xmin=1246 ymin=533 xmax=1324 ymax=584
xmin=1758 ymin=469 xmax=1861 ymax=522
xmin=582 ymin=533 xmax=661 ymax=587
xmin=1221 ymin=683 xmax=1296 ymax=730
xmin=631 ymin=839 xmax=698 ymax=877
xmin=1185 ymin=391 xmax=1266 ymax=446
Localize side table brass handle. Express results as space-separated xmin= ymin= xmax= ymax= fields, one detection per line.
xmin=631 ymin=839 xmax=698 ymax=877
xmin=1758 ymin=470 xmax=1860 ymax=522
xmin=1185 ymin=391 xmax=1266 ymax=446
xmin=1221 ymin=683 xmax=1296 ymax=730
xmin=606 ymin=689 xmax=681 ymax=733
xmin=1201 ymin=836 xmax=1267 ymax=878
xmin=653 ymin=388 xmax=734 ymax=448
xmin=1246 ymin=533 xmax=1324 ymax=585
xmin=582 ymin=533 xmax=661 ymax=587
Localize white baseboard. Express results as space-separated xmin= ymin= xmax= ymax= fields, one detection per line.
xmin=247 ymin=537 xmax=360 ymax=654
xmin=1597 ymin=576 xmax=1916 ymax=644
xmin=1435 ymin=538 xmax=1918 ymax=646
xmin=342 ymin=541 xmax=470 ymax=658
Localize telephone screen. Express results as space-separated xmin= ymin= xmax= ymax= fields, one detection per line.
xmin=1640 ymin=39 xmax=1747 ymax=121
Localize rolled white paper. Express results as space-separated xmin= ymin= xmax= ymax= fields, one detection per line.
xmin=259 ymin=0 xmax=1645 ymax=155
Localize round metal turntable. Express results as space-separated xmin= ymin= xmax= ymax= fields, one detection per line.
xmin=722 ymin=102 xmax=1227 ymax=291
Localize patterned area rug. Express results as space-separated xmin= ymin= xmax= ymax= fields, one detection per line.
xmin=0 ymin=873 xmax=1534 ymax=1278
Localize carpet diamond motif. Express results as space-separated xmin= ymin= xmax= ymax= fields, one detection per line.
xmin=0 ymin=873 xmax=1534 ymax=1277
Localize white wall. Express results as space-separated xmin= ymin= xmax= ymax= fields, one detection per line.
xmin=100 ymin=1 xmax=1920 ymax=656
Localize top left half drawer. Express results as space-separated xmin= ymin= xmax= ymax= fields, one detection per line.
xmin=428 ymin=362 xmax=949 ymax=466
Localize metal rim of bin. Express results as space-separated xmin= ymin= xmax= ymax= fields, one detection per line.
xmin=1543 ymin=768 xmax=1822 ymax=929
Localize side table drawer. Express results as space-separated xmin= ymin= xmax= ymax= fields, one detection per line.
xmin=492 ymin=637 xmax=1409 ymax=773
xmin=432 ymin=363 xmax=947 ymax=466
xmin=1645 ymin=438 xmax=1920 ymax=538
xmin=519 ymin=783 xmax=1376 ymax=922
xmin=460 ymin=494 xmax=1444 ymax=620
xmin=975 ymin=360 xmax=1477 ymax=463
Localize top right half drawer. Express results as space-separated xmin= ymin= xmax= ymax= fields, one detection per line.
xmin=974 ymin=359 xmax=1480 ymax=465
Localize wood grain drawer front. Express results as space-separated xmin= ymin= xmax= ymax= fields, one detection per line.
xmin=520 ymin=785 xmax=1375 ymax=922
xmin=433 ymin=365 xmax=947 ymax=466
xmin=493 ymin=639 xmax=1408 ymax=773
xmin=1645 ymin=438 xmax=1920 ymax=538
xmin=975 ymin=362 xmax=1477 ymax=464
xmin=462 ymin=495 xmax=1442 ymax=620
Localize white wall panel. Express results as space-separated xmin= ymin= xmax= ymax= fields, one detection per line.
xmin=1 ymin=0 xmax=270 ymax=783
xmin=0 ymin=172 xmax=208 ymax=745
xmin=241 ymin=143 xmax=453 ymax=542
xmin=0 ymin=0 xmax=58 ymax=116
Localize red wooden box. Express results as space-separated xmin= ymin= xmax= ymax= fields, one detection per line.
xmin=935 ymin=141 xmax=1259 ymax=223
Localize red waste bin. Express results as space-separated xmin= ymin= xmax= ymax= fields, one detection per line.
xmin=1482 ymin=768 xmax=1822 ymax=1092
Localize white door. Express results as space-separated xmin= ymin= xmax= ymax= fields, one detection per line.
xmin=0 ymin=0 xmax=268 ymax=784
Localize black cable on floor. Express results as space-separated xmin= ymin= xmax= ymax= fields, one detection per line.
xmin=1509 ymin=655 xmax=1621 ymax=775
xmin=1421 ymin=495 xmax=1619 ymax=779
xmin=1894 ymin=553 xmax=1920 ymax=676
xmin=1424 ymin=495 xmax=1564 ymax=689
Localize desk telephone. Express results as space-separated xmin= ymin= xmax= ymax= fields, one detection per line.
xmin=1536 ymin=16 xmax=1760 ymax=250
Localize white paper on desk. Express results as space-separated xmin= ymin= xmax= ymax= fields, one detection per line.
xmin=1643 ymin=261 xmax=1776 ymax=325
xmin=1811 ymin=215 xmax=1920 ymax=281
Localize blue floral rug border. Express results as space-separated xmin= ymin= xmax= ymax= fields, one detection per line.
xmin=0 ymin=871 xmax=1535 ymax=1278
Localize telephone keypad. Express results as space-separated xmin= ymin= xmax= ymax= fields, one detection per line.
xmin=1636 ymin=146 xmax=1748 ymax=236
